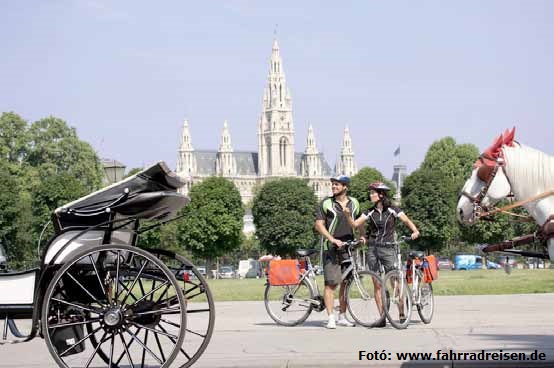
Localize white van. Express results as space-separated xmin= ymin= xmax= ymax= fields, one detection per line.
xmin=238 ymin=259 xmax=262 ymax=279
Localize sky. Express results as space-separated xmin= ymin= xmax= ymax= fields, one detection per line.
xmin=2 ymin=1 xmax=553 ymax=179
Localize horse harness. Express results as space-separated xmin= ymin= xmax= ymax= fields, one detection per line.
xmin=462 ymin=153 xmax=554 ymax=254
xmin=460 ymin=153 xmax=513 ymax=218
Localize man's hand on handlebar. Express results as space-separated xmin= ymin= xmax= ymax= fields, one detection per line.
xmin=330 ymin=238 xmax=345 ymax=248
xmin=411 ymin=231 xmax=420 ymax=240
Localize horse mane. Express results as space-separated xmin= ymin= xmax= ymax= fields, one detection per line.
xmin=502 ymin=144 xmax=554 ymax=201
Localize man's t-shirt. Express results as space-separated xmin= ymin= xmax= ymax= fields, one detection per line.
xmin=316 ymin=196 xmax=360 ymax=248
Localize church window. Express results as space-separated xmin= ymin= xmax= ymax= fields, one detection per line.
xmin=279 ymin=136 xmax=288 ymax=167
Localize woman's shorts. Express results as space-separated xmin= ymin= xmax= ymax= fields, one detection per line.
xmin=366 ymin=245 xmax=397 ymax=274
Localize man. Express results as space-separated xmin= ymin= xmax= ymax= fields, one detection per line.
xmin=315 ymin=175 xmax=363 ymax=329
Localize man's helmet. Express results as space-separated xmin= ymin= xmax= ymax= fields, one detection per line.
xmin=330 ymin=175 xmax=350 ymax=185
xmin=367 ymin=181 xmax=391 ymax=192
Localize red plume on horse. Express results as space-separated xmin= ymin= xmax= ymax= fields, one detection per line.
xmin=457 ymin=128 xmax=554 ymax=262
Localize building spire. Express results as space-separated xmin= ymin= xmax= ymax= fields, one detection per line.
xmin=219 ymin=120 xmax=233 ymax=152
xmin=177 ymin=119 xmax=197 ymax=181
xmin=305 ymin=124 xmax=318 ymax=155
xmin=180 ymin=119 xmax=193 ymax=151
xmin=217 ymin=120 xmax=236 ymax=176
xmin=337 ymin=126 xmax=357 ymax=176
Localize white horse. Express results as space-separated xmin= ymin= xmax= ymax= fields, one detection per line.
xmin=457 ymin=128 xmax=554 ymax=259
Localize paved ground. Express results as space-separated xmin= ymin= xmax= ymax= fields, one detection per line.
xmin=2 ymin=294 xmax=554 ymax=367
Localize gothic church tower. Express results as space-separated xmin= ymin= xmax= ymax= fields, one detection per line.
xmin=216 ymin=120 xmax=236 ymax=176
xmin=177 ymin=120 xmax=196 ymax=176
xmin=257 ymin=39 xmax=295 ymax=176
xmin=336 ymin=126 xmax=357 ymax=176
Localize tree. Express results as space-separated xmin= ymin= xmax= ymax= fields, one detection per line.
xmin=350 ymin=167 xmax=396 ymax=212
xmin=401 ymin=137 xmax=480 ymax=253
xmin=0 ymin=112 xmax=28 ymax=164
xmin=175 ymin=177 xmax=244 ymax=260
xmin=252 ymin=178 xmax=318 ymax=256
xmin=0 ymin=112 xmax=104 ymax=269
xmin=26 ymin=116 xmax=103 ymax=191
xmin=401 ymin=167 xmax=460 ymax=252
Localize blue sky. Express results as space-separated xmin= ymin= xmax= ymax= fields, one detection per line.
xmin=2 ymin=1 xmax=553 ymax=178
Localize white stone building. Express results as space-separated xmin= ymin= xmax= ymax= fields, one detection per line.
xmin=176 ymin=39 xmax=358 ymax=203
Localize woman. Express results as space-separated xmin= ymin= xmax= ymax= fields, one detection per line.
xmin=346 ymin=181 xmax=419 ymax=326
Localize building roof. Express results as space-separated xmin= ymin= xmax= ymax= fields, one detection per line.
xmin=193 ymin=150 xmax=333 ymax=177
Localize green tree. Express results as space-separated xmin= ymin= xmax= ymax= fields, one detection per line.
xmin=252 ymin=178 xmax=318 ymax=256
xmin=0 ymin=112 xmax=28 ymax=164
xmin=175 ymin=177 xmax=244 ymax=260
xmin=26 ymin=116 xmax=103 ymax=191
xmin=401 ymin=138 xmax=480 ymax=253
xmin=0 ymin=112 xmax=104 ymax=268
xmin=401 ymin=168 xmax=460 ymax=251
xmin=350 ymin=167 xmax=396 ymax=212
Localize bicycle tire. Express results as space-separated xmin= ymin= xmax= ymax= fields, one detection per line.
xmin=264 ymin=278 xmax=315 ymax=326
xmin=416 ymin=277 xmax=434 ymax=324
xmin=382 ymin=269 xmax=413 ymax=329
xmin=346 ymin=271 xmax=386 ymax=327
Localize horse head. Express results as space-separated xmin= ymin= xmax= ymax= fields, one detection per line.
xmin=457 ymin=128 xmax=516 ymax=224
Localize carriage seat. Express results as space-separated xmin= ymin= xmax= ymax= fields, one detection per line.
xmin=0 ymin=268 xmax=38 ymax=308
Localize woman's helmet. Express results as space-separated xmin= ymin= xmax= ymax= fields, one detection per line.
xmin=367 ymin=181 xmax=391 ymax=192
xmin=330 ymin=175 xmax=350 ymax=185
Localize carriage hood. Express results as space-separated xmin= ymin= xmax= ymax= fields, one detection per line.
xmin=53 ymin=161 xmax=189 ymax=233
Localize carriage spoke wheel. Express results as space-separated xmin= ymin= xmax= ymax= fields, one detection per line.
xmin=42 ymin=244 xmax=187 ymax=368
xmin=146 ymin=248 xmax=215 ymax=368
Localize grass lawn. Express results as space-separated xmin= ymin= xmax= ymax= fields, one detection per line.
xmin=202 ymin=269 xmax=554 ymax=302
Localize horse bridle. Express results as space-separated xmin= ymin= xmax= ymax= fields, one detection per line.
xmin=460 ymin=153 xmax=512 ymax=220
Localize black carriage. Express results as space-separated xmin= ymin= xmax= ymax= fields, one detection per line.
xmin=0 ymin=162 xmax=214 ymax=368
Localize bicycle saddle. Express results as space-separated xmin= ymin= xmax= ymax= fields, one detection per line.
xmin=296 ymin=249 xmax=318 ymax=257
xmin=408 ymin=250 xmax=425 ymax=259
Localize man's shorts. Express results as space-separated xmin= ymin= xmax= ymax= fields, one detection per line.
xmin=323 ymin=248 xmax=351 ymax=286
xmin=366 ymin=245 xmax=397 ymax=274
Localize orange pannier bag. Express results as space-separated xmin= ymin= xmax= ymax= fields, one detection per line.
xmin=268 ymin=259 xmax=300 ymax=286
xmin=423 ymin=255 xmax=439 ymax=283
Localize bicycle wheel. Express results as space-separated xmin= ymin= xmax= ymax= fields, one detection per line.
xmin=264 ymin=279 xmax=314 ymax=326
xmin=382 ymin=270 xmax=413 ymax=329
xmin=346 ymin=271 xmax=385 ymax=327
xmin=416 ymin=276 xmax=434 ymax=324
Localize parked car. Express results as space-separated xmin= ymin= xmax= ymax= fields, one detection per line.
xmin=238 ymin=259 xmax=262 ymax=279
xmin=454 ymin=254 xmax=501 ymax=270
xmin=436 ymin=257 xmax=454 ymax=270
xmin=196 ymin=266 xmax=207 ymax=277
xmin=218 ymin=265 xmax=236 ymax=279
xmin=527 ymin=257 xmax=545 ymax=269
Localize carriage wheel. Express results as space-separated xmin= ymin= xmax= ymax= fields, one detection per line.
xmin=146 ymin=248 xmax=215 ymax=368
xmin=41 ymin=244 xmax=187 ymax=368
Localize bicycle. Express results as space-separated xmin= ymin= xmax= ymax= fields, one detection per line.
xmin=381 ymin=236 xmax=435 ymax=329
xmin=263 ymin=240 xmax=386 ymax=327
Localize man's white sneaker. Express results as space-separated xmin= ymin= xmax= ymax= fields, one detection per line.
xmin=326 ymin=318 xmax=336 ymax=329
xmin=337 ymin=317 xmax=355 ymax=327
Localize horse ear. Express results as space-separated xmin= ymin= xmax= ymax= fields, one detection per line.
xmin=485 ymin=133 xmax=504 ymax=158
xmin=503 ymin=127 xmax=516 ymax=146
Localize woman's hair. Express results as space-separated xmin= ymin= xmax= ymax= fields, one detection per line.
xmin=370 ymin=190 xmax=391 ymax=209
